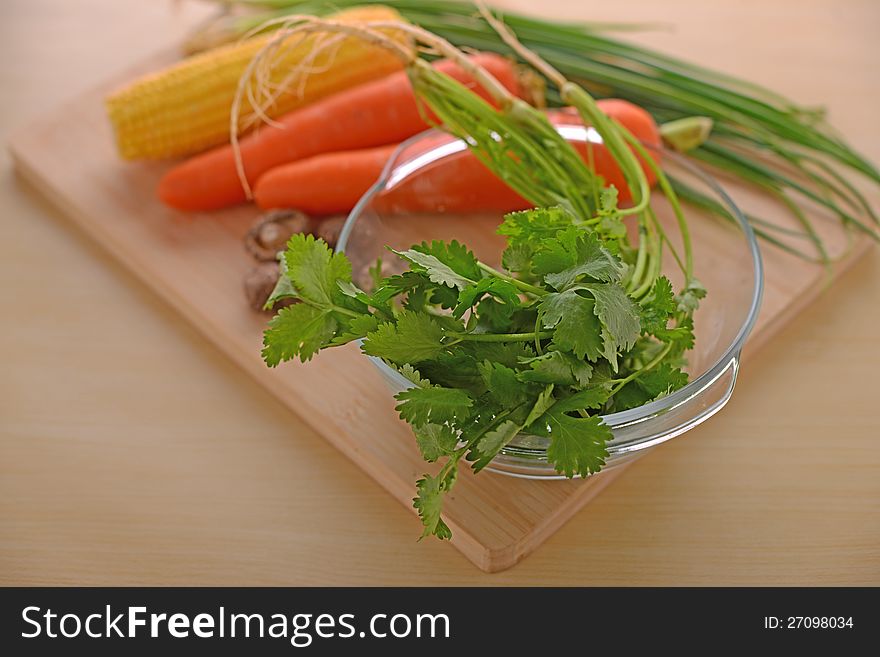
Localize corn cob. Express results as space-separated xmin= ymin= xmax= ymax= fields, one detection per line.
xmin=106 ymin=5 xmax=409 ymax=160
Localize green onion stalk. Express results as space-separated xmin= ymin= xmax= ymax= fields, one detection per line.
xmin=204 ymin=0 xmax=880 ymax=262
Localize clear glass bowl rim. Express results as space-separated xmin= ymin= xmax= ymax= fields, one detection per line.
xmin=337 ymin=126 xmax=764 ymax=437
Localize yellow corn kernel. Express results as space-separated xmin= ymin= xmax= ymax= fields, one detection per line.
xmin=106 ymin=5 xmax=409 ymax=160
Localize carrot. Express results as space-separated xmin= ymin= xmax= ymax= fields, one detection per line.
xmin=253 ymin=101 xmax=661 ymax=215
xmin=255 ymin=144 xmax=399 ymax=215
xmin=157 ymin=53 xmax=528 ymax=212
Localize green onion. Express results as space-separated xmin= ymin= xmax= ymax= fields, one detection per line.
xmin=206 ymin=0 xmax=879 ymax=259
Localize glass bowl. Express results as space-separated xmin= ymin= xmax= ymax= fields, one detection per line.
xmin=337 ymin=125 xmax=763 ymax=479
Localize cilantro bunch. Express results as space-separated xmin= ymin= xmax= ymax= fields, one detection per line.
xmin=262 ymin=205 xmax=702 ymax=540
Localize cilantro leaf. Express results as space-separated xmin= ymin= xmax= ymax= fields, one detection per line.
xmin=413 ymin=423 xmax=459 ymax=462
xmin=498 ymin=206 xmax=578 ymax=247
xmin=501 ymin=242 xmax=534 ymax=274
xmin=540 ymin=290 xmax=604 ymax=360
xmin=468 ymin=397 xmax=534 ymax=471
xmin=391 ymin=363 xmax=431 ymax=388
xmin=395 ymin=386 xmax=474 ymax=427
xmin=283 ymin=233 xmax=351 ymax=306
xmin=639 ymin=276 xmax=676 ymax=334
xmin=552 ymin=385 xmax=611 ymax=413
xmin=457 ymin=399 xmax=505 ymax=447
xmin=655 ymin=315 xmax=695 ymax=353
xmin=402 ymin=280 xmax=430 ymax=312
xmin=463 ymin=341 xmax=535 ymax=369
xmin=534 ymin=228 xmax=625 ymax=290
xmin=532 ymin=408 xmax=610 ymax=478
xmin=474 ymin=419 xmax=522 ymax=459
xmin=615 ymin=363 xmax=689 ymax=411
xmin=413 ymin=472 xmax=453 ymax=540
xmin=599 ymin=186 xmax=619 ymax=214
xmin=336 ymin=280 xmax=370 ymax=303
xmin=371 ymin=271 xmax=431 ymax=305
xmin=331 ymin=314 xmax=380 ymax=346
xmin=598 ymin=213 xmax=627 ymax=239
xmin=524 ymin=384 xmax=556 ymax=427
xmin=596 ymin=188 xmax=626 ymax=239
xmin=676 ymin=278 xmax=707 ymax=313
xmin=392 ymin=240 xmax=481 ymax=292
xmin=362 ymin=311 xmax=447 ymax=364
xmin=638 ymin=362 xmax=689 ymax=397
xmin=518 ymin=350 xmax=593 ymax=387
xmin=530 ymin=227 xmax=579 ymax=277
xmin=378 ymin=272 xmax=461 ymax=313
xmin=612 ymin=383 xmax=650 ymax=411
xmin=477 ymin=361 xmax=530 ymax=407
xmin=417 ymin=352 xmax=484 ymax=393
xmin=429 ymin=283 xmax=460 ymax=310
xmin=476 ymin=296 xmax=518 ymax=331
xmin=392 ymin=248 xmax=474 ymax=291
xmin=576 ymin=283 xmax=641 ymax=371
xmin=413 ymin=240 xmax=482 ymax=281
xmin=453 ymin=278 xmax=521 ymax=319
xmin=264 ymin=256 xmax=298 ymax=310
xmin=262 ymin=304 xmax=338 ymax=366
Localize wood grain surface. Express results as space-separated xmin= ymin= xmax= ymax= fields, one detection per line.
xmin=6 ymin=60 xmax=869 ymax=572
xmin=1 ymin=0 xmax=878 ymax=584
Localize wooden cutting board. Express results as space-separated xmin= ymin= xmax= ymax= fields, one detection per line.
xmin=8 ymin=52 xmax=871 ymax=572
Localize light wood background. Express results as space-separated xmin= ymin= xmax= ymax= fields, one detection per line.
xmin=1 ymin=0 xmax=878 ymax=585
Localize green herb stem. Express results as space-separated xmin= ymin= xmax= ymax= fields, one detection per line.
xmin=627 ymin=221 xmax=649 ymax=294
xmin=631 ymin=209 xmax=661 ymax=298
xmin=476 ymin=261 xmax=547 ymax=296
xmin=300 ymin=297 xmax=362 ymax=319
xmin=623 ymin=131 xmax=695 ymax=282
xmin=451 ymin=330 xmax=554 ymax=342
xmin=533 ymin=309 xmax=545 ymax=355
xmin=609 ymin=340 xmax=674 ymax=395
xmin=562 ymin=83 xmax=652 ymax=218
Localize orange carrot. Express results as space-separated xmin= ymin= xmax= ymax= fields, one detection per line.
xmin=255 ymin=144 xmax=399 ymax=215
xmin=253 ymin=101 xmax=661 ymax=216
xmin=158 ymin=53 xmax=527 ymax=212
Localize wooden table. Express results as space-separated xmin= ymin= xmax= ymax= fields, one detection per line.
xmin=1 ymin=0 xmax=878 ymax=585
